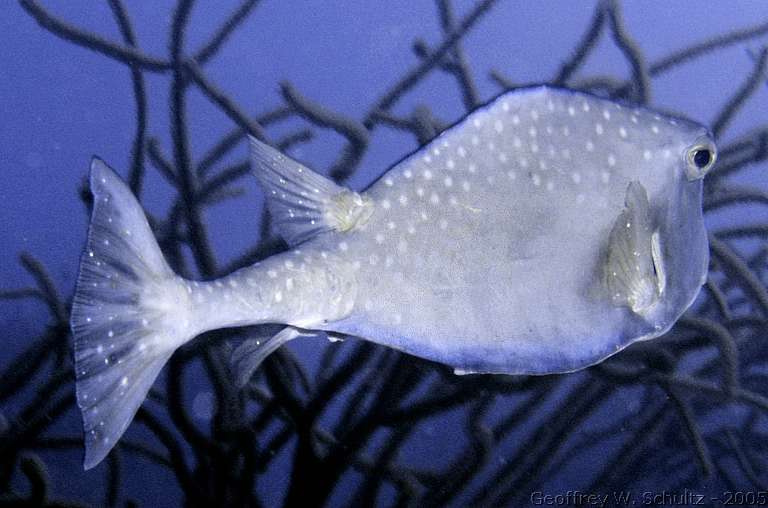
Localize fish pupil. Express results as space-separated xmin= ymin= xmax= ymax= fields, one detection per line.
xmin=693 ymin=149 xmax=711 ymax=169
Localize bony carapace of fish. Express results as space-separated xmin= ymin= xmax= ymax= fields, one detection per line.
xmin=70 ymin=85 xmax=716 ymax=469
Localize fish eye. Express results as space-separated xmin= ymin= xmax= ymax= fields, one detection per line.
xmin=692 ymin=148 xmax=711 ymax=169
xmin=684 ymin=141 xmax=716 ymax=180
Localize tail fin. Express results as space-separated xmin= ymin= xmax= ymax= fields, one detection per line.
xmin=71 ymin=159 xmax=195 ymax=469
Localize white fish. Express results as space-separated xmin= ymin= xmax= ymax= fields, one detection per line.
xmin=71 ymin=86 xmax=716 ymax=468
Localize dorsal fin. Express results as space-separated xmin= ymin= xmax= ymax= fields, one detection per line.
xmin=249 ymin=136 xmax=374 ymax=246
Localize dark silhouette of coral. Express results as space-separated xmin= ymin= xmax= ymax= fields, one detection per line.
xmin=2 ymin=0 xmax=768 ymax=506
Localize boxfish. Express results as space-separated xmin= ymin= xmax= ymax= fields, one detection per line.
xmin=70 ymin=86 xmax=716 ymax=468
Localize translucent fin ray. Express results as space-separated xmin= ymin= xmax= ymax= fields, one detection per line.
xmin=231 ymin=326 xmax=305 ymax=387
xmin=249 ymin=136 xmax=373 ymax=246
xmin=71 ymin=159 xmax=192 ymax=469
xmin=603 ymin=181 xmax=662 ymax=315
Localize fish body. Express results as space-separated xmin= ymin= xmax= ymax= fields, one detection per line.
xmin=71 ymin=86 xmax=716 ymax=468
xmin=326 ymin=86 xmax=713 ymax=374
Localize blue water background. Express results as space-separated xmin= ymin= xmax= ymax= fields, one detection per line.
xmin=1 ymin=1 xmax=767 ymax=505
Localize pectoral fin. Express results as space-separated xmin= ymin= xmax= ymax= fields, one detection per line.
xmin=603 ymin=181 xmax=665 ymax=315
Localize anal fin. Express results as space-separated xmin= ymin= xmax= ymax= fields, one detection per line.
xmin=603 ymin=181 xmax=665 ymax=315
xmin=231 ymin=326 xmax=331 ymax=387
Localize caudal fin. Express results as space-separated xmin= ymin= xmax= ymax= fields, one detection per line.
xmin=71 ymin=159 xmax=195 ymax=469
